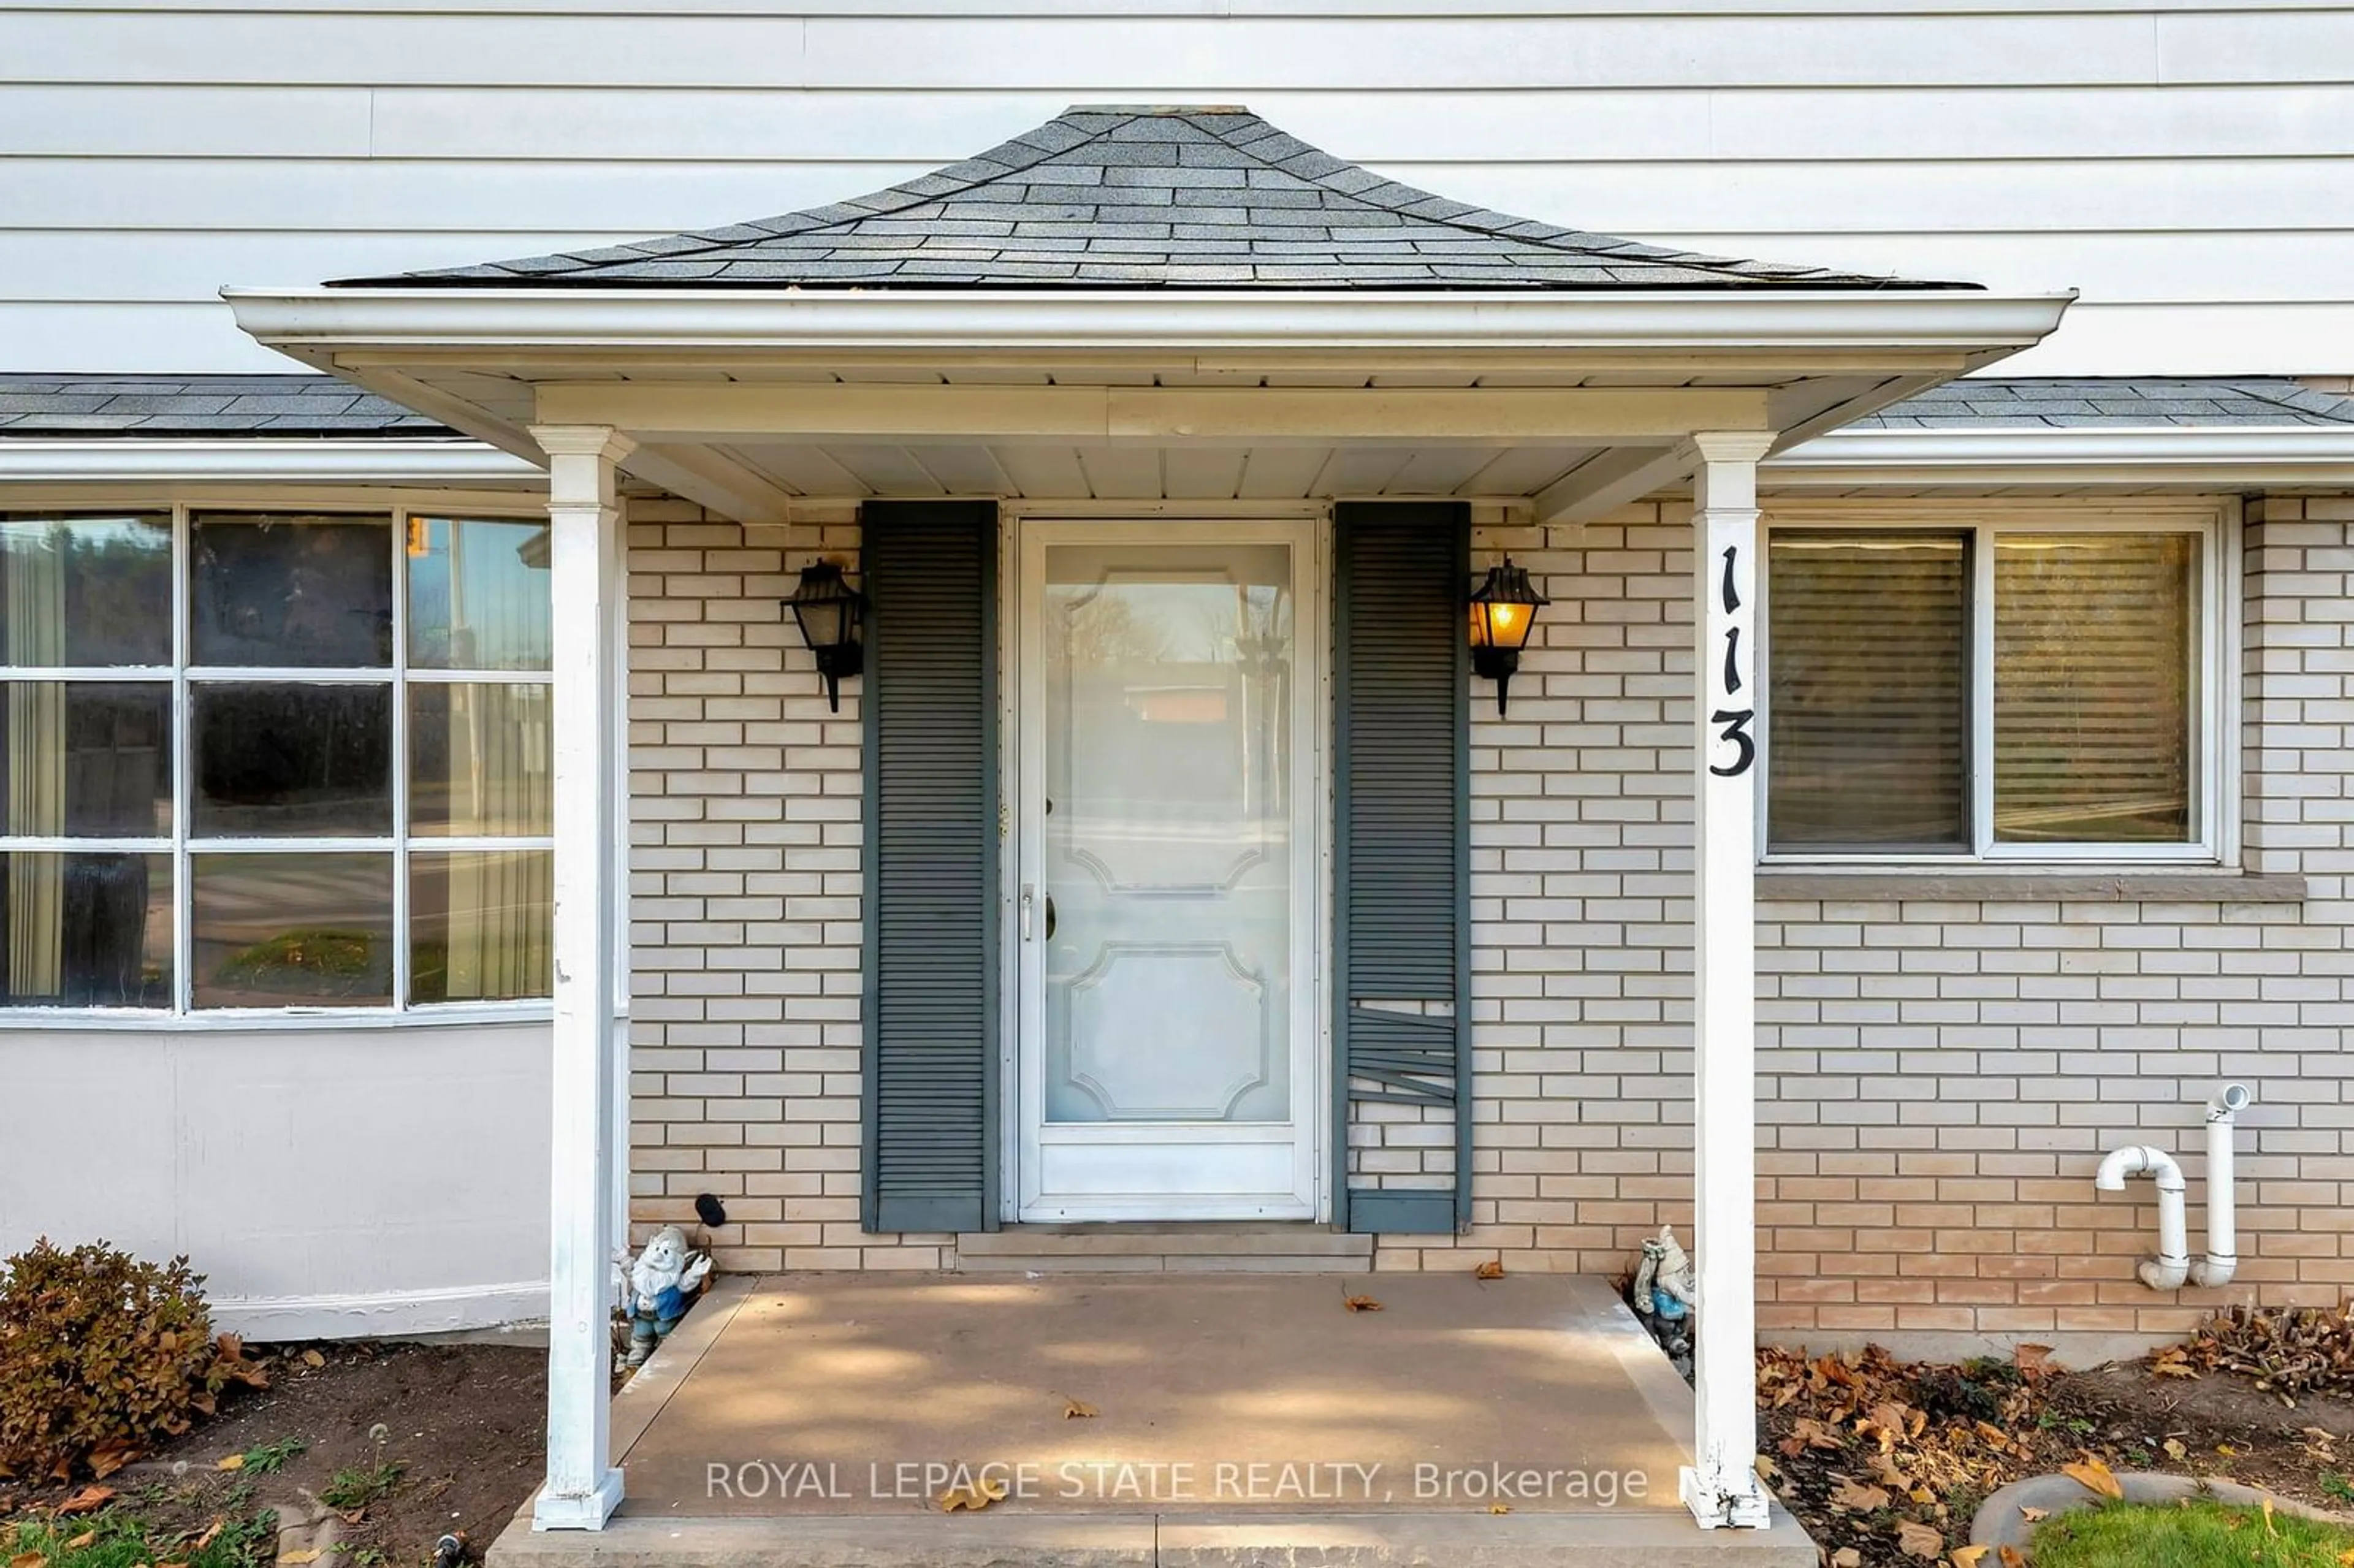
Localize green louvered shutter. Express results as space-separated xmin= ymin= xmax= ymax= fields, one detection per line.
xmin=861 ymin=501 xmax=999 ymax=1235
xmin=1333 ymin=502 xmax=1472 ymax=1235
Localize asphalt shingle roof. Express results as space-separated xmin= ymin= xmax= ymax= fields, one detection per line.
xmin=1852 ymin=378 xmax=2354 ymax=428
xmin=7 ymin=375 xmax=2349 ymax=441
xmin=0 ymin=374 xmax=453 ymax=436
xmin=331 ymin=105 xmax=1959 ymax=292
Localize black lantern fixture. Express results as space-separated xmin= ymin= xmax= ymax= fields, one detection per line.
xmin=785 ymin=558 xmax=867 ymax=712
xmin=1468 ymin=557 xmax=1550 ymax=717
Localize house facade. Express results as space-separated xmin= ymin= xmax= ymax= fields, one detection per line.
xmin=6 ymin=0 xmax=2354 ymax=1420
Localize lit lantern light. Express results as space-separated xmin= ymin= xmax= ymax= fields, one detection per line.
xmin=1468 ymin=557 xmax=1550 ymax=717
xmin=784 ymin=558 xmax=867 ymax=713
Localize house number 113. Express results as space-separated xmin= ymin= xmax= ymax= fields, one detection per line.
xmin=1709 ymin=544 xmax=1756 ymax=778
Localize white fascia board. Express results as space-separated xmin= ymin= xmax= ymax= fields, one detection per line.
xmin=1768 ymin=424 xmax=2354 ymax=489
xmin=222 ymin=286 xmax=2073 ymax=358
xmin=0 ymin=438 xmax=541 ymax=484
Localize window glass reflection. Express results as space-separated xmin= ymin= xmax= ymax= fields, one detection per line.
xmin=410 ymin=850 xmax=552 ymax=1003
xmin=407 ymin=517 xmax=553 ymax=671
xmin=1 ymin=682 xmax=172 ymax=837
xmin=0 ymin=852 xmax=172 ymax=1007
xmin=0 ymin=513 xmax=172 ymax=667
xmin=192 ymin=853 xmax=392 ymax=1008
xmin=190 ymin=513 xmax=392 ymax=668
xmin=192 ymin=683 xmax=392 ymax=837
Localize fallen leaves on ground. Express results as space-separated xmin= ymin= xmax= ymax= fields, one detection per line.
xmin=299 ymin=1350 xmax=326 ymax=1370
xmin=1487 ymin=1503 xmax=1509 ymax=1515
xmin=1473 ymin=1261 xmax=1506 ymax=1281
xmin=82 ymin=1444 xmax=138 ymax=1482
xmin=1894 ymin=1519 xmax=1946 ymax=1558
xmin=12 ymin=1552 xmax=45 ymax=1568
xmin=1342 ymin=1295 xmax=1382 ymax=1313
xmin=937 ymin=1476 xmax=1008 ymax=1513
xmin=2188 ymin=1303 xmax=2354 ymax=1401
xmin=2060 ymin=1456 xmax=2122 ymax=1501
xmin=1062 ymin=1399 xmax=1097 ymax=1420
xmin=1949 ymin=1545 xmax=1989 ymax=1567
xmin=53 ymin=1488 xmax=113 ymax=1517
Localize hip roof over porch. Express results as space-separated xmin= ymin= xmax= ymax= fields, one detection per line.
xmin=224 ymin=105 xmax=2070 ymax=526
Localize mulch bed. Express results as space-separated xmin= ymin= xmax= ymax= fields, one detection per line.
xmin=1 ymin=1340 xmax=546 ymax=1568
xmin=1759 ymin=1341 xmax=2354 ymax=1567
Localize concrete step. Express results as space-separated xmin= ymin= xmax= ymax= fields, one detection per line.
xmin=955 ymin=1222 xmax=1373 ymax=1273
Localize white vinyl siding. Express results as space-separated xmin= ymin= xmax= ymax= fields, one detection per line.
xmin=1 ymin=4 xmax=2350 ymax=375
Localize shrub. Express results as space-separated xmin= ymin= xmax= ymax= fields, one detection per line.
xmin=0 ymin=1238 xmax=264 ymax=1480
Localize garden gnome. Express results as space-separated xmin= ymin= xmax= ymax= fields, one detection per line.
xmin=625 ymin=1225 xmax=712 ymax=1368
xmin=1650 ymin=1224 xmax=1696 ymax=1320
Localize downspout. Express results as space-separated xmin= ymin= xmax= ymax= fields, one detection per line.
xmin=2095 ymin=1144 xmax=2190 ymax=1291
xmin=2189 ymin=1083 xmax=2252 ymax=1289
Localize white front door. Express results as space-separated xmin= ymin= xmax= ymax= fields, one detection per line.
xmin=1014 ymin=519 xmax=1322 ymax=1221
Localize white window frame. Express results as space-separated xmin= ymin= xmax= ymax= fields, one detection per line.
xmin=1754 ymin=498 xmax=2240 ymax=868
xmin=0 ymin=496 xmax=558 ymax=1025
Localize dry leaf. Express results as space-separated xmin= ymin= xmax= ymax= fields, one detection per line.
xmin=1474 ymin=1260 xmax=1506 ymax=1281
xmin=1343 ymin=1295 xmax=1382 ymax=1313
xmin=2217 ymin=1443 xmax=2238 ymax=1458
xmin=1895 ymin=1519 xmax=1946 ymax=1559
xmin=215 ymin=1455 xmax=245 ymax=1472
xmin=1753 ymin=1455 xmax=1780 ymax=1483
xmin=1999 ymin=1549 xmax=2027 ymax=1568
xmin=85 ymin=1443 xmax=139 ymax=1481
xmin=2263 ymin=1495 xmax=2278 ymax=1536
xmin=936 ymin=1476 xmax=1008 ymax=1514
xmin=1791 ymin=1416 xmax=1846 ymax=1452
xmin=1487 ymin=1503 xmax=1509 ymax=1515
xmin=2060 ymin=1456 xmax=2122 ymax=1501
xmin=56 ymin=1486 xmax=115 ymax=1517
xmin=1828 ymin=1477 xmax=1892 ymax=1513
xmin=63 ymin=1536 xmax=94 ymax=1552
xmin=1950 ymin=1547 xmax=1990 ymax=1567
xmin=10 ymin=1551 xmax=45 ymax=1568
xmin=278 ymin=1553 xmax=321 ymax=1566
xmin=191 ymin=1523 xmax=223 ymax=1551
xmin=2162 ymin=1437 xmax=2188 ymax=1461
xmin=2019 ymin=1506 xmax=2049 ymax=1523
xmin=300 ymin=1350 xmax=326 ymax=1369
xmin=1830 ymin=1550 xmax=1863 ymax=1568
xmin=2337 ymin=1550 xmax=2354 ymax=1567
xmin=1062 ymin=1399 xmax=1097 ymax=1420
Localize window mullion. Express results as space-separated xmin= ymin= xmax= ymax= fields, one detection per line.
xmin=172 ymin=501 xmax=194 ymax=1014
xmin=393 ymin=506 xmax=413 ymax=1013
xmin=1970 ymin=522 xmax=1997 ymax=859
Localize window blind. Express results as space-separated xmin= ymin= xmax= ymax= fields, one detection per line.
xmin=1767 ymin=531 xmax=1971 ymax=852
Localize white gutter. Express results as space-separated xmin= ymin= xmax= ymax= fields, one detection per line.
xmin=0 ymin=438 xmax=541 ymax=485
xmin=223 ymin=286 xmax=2073 ymax=356
xmin=1769 ymin=424 xmax=2354 ymax=489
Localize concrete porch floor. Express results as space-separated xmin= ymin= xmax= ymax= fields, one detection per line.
xmin=492 ymin=1272 xmax=1815 ymax=1567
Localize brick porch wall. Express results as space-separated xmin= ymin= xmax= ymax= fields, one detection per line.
xmin=624 ymin=491 xmax=2354 ymax=1351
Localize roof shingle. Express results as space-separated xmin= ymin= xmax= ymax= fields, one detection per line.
xmin=330 ymin=105 xmax=1962 ymax=293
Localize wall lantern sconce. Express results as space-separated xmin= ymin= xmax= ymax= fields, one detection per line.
xmin=1468 ymin=557 xmax=1549 ymax=717
xmin=785 ymin=558 xmax=867 ymax=713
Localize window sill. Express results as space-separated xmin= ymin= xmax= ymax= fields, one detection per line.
xmin=1755 ymin=869 xmax=2306 ymax=904
xmin=0 ymin=1002 xmax=562 ymax=1032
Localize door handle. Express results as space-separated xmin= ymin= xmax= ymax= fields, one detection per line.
xmin=1021 ymin=885 xmax=1034 ymax=942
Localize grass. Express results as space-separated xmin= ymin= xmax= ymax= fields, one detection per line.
xmin=2033 ymin=1498 xmax=2354 ymax=1567
xmin=318 ymin=1461 xmax=406 ymax=1513
xmin=7 ymin=1504 xmax=278 ymax=1568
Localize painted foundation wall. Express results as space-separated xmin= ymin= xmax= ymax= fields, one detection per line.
xmin=3 ymin=4 xmax=2353 ymax=377
xmin=0 ymin=1020 xmax=552 ymax=1338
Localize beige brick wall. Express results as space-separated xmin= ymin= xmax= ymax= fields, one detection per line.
xmin=626 ymin=491 xmax=2354 ymax=1353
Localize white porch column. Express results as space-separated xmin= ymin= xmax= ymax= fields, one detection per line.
xmin=530 ymin=424 xmax=634 ymax=1532
xmin=1683 ymin=430 xmax=1774 ymax=1531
